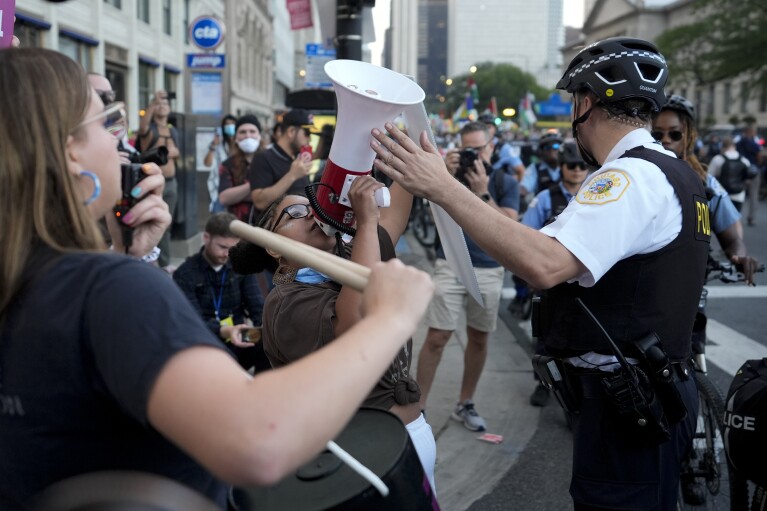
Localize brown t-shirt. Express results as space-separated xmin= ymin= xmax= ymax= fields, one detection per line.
xmin=262 ymin=226 xmax=420 ymax=410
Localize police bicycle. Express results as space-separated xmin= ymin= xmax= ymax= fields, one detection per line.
xmin=408 ymin=196 xmax=437 ymax=248
xmin=678 ymin=258 xmax=764 ymax=511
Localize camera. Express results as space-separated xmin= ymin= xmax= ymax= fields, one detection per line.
xmin=113 ymin=163 xmax=151 ymax=250
xmin=459 ymin=147 xmax=479 ymax=169
xmin=128 ymin=145 xmax=169 ymax=166
xmin=167 ymin=91 xmax=177 ymax=100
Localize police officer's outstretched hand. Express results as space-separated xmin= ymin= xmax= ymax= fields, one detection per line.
xmin=370 ymin=124 xmax=453 ymax=203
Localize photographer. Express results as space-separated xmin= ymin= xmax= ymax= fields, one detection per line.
xmin=138 ymin=89 xmax=181 ymax=270
xmin=415 ymin=121 xmax=519 ymax=432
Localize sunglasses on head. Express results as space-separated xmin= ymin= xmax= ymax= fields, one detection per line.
xmin=651 ymin=130 xmax=684 ymax=142
xmin=271 ymin=203 xmax=312 ymax=232
xmin=565 ymin=162 xmax=586 ymax=170
xmin=77 ymin=101 xmax=127 ymax=140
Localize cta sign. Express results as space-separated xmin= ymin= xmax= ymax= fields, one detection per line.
xmin=187 ymin=53 xmax=226 ymax=69
xmin=189 ymin=15 xmax=225 ymax=51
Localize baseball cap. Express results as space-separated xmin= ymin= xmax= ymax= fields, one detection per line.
xmin=281 ymin=109 xmax=315 ymax=130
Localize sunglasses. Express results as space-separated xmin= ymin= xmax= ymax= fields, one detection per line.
xmin=271 ymin=203 xmax=312 ymax=232
xmin=565 ymin=162 xmax=586 ymax=170
xmin=95 ymin=89 xmax=117 ymax=105
xmin=542 ymin=143 xmax=561 ymax=151
xmin=651 ymin=130 xmax=684 ymax=142
xmin=77 ymin=102 xmax=127 ymax=140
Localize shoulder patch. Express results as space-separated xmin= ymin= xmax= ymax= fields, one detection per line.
xmin=576 ymin=170 xmax=630 ymax=205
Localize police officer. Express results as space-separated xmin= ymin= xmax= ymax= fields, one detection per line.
xmin=371 ymin=37 xmax=708 ymax=510
xmin=519 ymin=132 xmax=563 ymax=198
xmin=521 ymin=142 xmax=590 ymax=407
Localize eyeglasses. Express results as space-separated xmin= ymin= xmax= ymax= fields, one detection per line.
xmin=95 ymin=89 xmax=117 ymax=105
xmin=565 ymin=162 xmax=587 ymax=170
xmin=651 ymin=129 xmax=684 ymax=142
xmin=271 ymin=203 xmax=312 ymax=232
xmin=542 ymin=143 xmax=561 ymax=151
xmin=77 ymin=101 xmax=126 ymax=140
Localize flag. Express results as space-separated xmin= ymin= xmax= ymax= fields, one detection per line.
xmin=489 ymin=96 xmax=498 ymax=117
xmin=519 ymin=91 xmax=537 ymax=128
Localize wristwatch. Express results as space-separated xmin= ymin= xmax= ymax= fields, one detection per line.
xmin=480 ymin=193 xmax=491 ymax=202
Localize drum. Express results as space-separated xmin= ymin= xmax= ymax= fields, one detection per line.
xmin=229 ymin=408 xmax=439 ymax=511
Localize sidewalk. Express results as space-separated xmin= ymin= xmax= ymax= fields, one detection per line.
xmin=397 ymin=233 xmax=539 ymax=511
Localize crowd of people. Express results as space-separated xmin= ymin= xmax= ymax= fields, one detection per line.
xmin=1 ymin=31 xmax=766 ymax=511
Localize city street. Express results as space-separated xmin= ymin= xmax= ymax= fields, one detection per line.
xmin=399 ymin=199 xmax=767 ymax=510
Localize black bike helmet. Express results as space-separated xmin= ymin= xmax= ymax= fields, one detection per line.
xmin=556 ymin=37 xmax=668 ymax=112
xmin=661 ymin=94 xmax=695 ymax=120
xmin=559 ymin=142 xmax=584 ymax=166
xmin=538 ymin=132 xmax=563 ymax=150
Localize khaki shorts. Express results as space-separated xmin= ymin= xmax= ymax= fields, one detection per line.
xmin=425 ymin=259 xmax=505 ymax=333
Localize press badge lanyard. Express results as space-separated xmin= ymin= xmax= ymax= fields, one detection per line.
xmin=209 ymin=268 xmax=228 ymax=322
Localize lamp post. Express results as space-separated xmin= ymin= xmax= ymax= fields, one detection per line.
xmin=336 ymin=0 xmax=376 ymax=61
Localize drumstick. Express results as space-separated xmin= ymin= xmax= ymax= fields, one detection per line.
xmin=229 ymin=220 xmax=371 ymax=292
xmin=326 ymin=440 xmax=390 ymax=497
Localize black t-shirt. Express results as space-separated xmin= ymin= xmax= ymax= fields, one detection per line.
xmin=0 ymin=252 xmax=229 ymax=509
xmin=247 ymin=144 xmax=309 ymax=199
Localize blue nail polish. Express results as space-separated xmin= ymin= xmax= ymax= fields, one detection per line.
xmin=130 ymin=186 xmax=142 ymax=198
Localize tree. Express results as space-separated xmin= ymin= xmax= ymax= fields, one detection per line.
xmin=442 ymin=62 xmax=551 ymax=120
xmin=656 ymin=0 xmax=767 ymax=89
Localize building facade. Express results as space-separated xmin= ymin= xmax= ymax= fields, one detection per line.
xmin=572 ymin=0 xmax=767 ymax=129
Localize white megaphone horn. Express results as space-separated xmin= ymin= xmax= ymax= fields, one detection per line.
xmin=306 ymin=60 xmax=425 ymax=237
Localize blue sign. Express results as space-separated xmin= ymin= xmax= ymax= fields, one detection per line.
xmin=305 ymin=43 xmax=336 ymax=89
xmin=536 ymin=93 xmax=572 ymax=117
xmin=187 ymin=53 xmax=226 ymax=69
xmin=189 ymin=16 xmax=225 ymax=51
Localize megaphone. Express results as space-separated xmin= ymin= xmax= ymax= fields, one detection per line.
xmin=306 ymin=60 xmax=426 ymax=237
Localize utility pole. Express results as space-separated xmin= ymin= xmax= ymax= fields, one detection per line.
xmin=335 ymin=0 xmax=375 ymax=61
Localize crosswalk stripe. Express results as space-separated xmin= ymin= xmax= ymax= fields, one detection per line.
xmin=706 ymin=319 xmax=767 ymax=376
xmin=706 ymin=286 xmax=767 ymax=299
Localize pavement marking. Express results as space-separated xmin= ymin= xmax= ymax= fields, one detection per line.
xmin=706 ymin=286 xmax=767 ymax=298
xmin=706 ymin=319 xmax=767 ymax=376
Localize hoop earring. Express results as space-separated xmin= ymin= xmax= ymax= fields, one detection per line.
xmin=80 ymin=171 xmax=101 ymax=206
xmin=272 ymin=258 xmax=298 ymax=285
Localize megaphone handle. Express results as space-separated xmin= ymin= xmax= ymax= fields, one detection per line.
xmin=374 ymin=187 xmax=391 ymax=208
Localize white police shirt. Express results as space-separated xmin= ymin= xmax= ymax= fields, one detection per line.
xmin=541 ymin=129 xmax=682 ymax=288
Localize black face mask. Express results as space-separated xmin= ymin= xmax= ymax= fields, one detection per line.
xmin=571 ymin=97 xmax=600 ymax=168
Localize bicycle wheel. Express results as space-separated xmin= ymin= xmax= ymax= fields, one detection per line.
xmin=411 ymin=199 xmax=436 ymax=247
xmin=751 ymin=485 xmax=767 ymax=511
xmin=678 ymin=373 xmax=743 ymax=510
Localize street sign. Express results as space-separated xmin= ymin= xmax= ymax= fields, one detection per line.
xmin=536 ymin=93 xmax=572 ymax=117
xmin=189 ymin=15 xmax=225 ymax=51
xmin=187 ymin=53 xmax=226 ymax=69
xmin=0 ymin=0 xmax=15 ymax=49
xmin=305 ymin=43 xmax=335 ymax=89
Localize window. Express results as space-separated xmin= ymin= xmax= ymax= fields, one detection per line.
xmin=14 ymin=21 xmax=44 ymax=48
xmin=163 ymin=0 xmax=171 ymax=35
xmin=59 ymin=34 xmax=93 ymax=71
xmin=105 ymin=64 xmax=127 ymax=105
xmin=164 ymin=68 xmax=178 ymax=100
xmin=760 ymin=82 xmax=767 ymax=113
xmin=740 ymin=82 xmax=750 ymax=113
xmin=104 ymin=0 xmax=122 ymax=8
xmin=137 ymin=0 xmax=150 ymax=23
xmin=707 ymin=85 xmax=715 ymax=118
xmin=723 ymin=83 xmax=731 ymax=115
xmin=138 ymin=61 xmax=155 ymax=108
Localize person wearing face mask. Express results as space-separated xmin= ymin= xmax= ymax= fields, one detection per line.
xmin=205 ymin=114 xmax=237 ymax=213
xmin=218 ymin=114 xmax=263 ymax=223
xmin=248 ymin=109 xmax=315 ymax=212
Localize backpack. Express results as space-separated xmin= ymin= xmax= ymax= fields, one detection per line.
xmin=718 ymin=155 xmax=749 ymax=194
xmin=723 ymin=357 xmax=767 ymax=487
